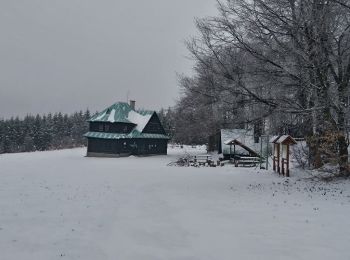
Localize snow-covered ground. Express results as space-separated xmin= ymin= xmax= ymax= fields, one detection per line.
xmin=0 ymin=147 xmax=350 ymax=260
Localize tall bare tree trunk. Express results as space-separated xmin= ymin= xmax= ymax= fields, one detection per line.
xmin=337 ymin=110 xmax=349 ymax=176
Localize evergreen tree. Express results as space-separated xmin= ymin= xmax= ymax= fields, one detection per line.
xmin=0 ymin=108 xmax=90 ymax=154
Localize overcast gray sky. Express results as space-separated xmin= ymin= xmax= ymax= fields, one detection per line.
xmin=0 ymin=0 xmax=217 ymax=118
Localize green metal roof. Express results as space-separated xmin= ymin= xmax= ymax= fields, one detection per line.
xmin=89 ymin=102 xmax=154 ymax=124
xmin=84 ymin=130 xmax=170 ymax=140
xmin=86 ymin=102 xmax=168 ymax=140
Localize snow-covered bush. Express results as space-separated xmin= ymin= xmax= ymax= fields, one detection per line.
xmin=292 ymin=141 xmax=310 ymax=170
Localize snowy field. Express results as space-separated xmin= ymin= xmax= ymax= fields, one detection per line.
xmin=0 ymin=147 xmax=350 ymax=260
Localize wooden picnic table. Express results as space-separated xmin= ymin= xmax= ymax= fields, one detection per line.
xmin=231 ymin=156 xmax=261 ymax=167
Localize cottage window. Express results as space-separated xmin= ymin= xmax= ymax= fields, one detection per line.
xmin=149 ymin=144 xmax=156 ymax=150
xmin=98 ymin=124 xmax=104 ymax=132
xmin=105 ymin=124 xmax=110 ymax=132
xmin=123 ymin=126 xmax=128 ymax=133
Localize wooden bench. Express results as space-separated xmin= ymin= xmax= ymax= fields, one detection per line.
xmin=193 ymin=155 xmax=214 ymax=166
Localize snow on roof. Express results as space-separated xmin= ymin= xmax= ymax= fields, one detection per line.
xmin=90 ymin=102 xmax=132 ymax=123
xmin=88 ymin=102 xmax=155 ymax=133
xmin=107 ymin=109 xmax=116 ymax=122
xmin=94 ymin=111 xmax=107 ymax=121
xmin=224 ymin=139 xmax=234 ymax=145
xmin=276 ymin=135 xmax=297 ymax=144
xmin=127 ymin=110 xmax=153 ymax=132
xmin=270 ymin=135 xmax=280 ymax=143
xmin=223 ymin=138 xmax=260 ymax=157
xmin=224 ymin=138 xmax=244 ymax=145
xmin=276 ymin=135 xmax=289 ymax=143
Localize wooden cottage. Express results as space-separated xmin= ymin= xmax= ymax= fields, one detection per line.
xmin=84 ymin=101 xmax=170 ymax=157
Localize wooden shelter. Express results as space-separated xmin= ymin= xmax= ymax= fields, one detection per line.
xmin=224 ymin=139 xmax=260 ymax=165
xmin=211 ymin=129 xmax=258 ymax=160
xmin=272 ymin=135 xmax=297 ymax=177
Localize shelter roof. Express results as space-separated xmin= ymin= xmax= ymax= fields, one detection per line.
xmin=220 ymin=128 xmax=258 ymax=155
xmin=224 ymin=138 xmax=260 ymax=157
xmin=275 ymin=135 xmax=297 ymax=145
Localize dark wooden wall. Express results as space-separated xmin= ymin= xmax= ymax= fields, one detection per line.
xmin=134 ymin=139 xmax=168 ymax=155
xmin=87 ymin=138 xmax=131 ymax=154
xmin=87 ymin=138 xmax=168 ymax=155
xmin=208 ymin=132 xmax=221 ymax=152
xmin=143 ymin=113 xmax=166 ymax=135
xmin=89 ymin=122 xmax=135 ymax=133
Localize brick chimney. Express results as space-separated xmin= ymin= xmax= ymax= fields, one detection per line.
xmin=129 ymin=100 xmax=136 ymax=110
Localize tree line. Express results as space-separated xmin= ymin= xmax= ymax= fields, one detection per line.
xmin=166 ymin=0 xmax=350 ymax=176
xmin=0 ymin=110 xmax=90 ymax=154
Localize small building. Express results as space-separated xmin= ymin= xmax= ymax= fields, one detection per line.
xmin=84 ymin=101 xmax=170 ymax=157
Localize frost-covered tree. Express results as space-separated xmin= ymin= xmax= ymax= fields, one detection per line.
xmin=176 ymin=0 xmax=350 ymax=176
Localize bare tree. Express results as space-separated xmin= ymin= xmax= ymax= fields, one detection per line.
xmin=178 ymin=0 xmax=350 ymax=176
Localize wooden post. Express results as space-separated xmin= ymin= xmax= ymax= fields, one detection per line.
xmin=277 ymin=144 xmax=280 ymax=174
xmin=266 ymin=135 xmax=269 ymax=170
xmin=273 ymin=144 xmax=276 ymax=171
xmin=286 ymin=144 xmax=290 ymax=177
xmin=260 ymin=138 xmax=263 ymax=169
xmin=233 ymin=144 xmax=236 ymax=165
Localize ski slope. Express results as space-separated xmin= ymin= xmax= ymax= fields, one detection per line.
xmin=0 ymin=147 xmax=349 ymax=260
